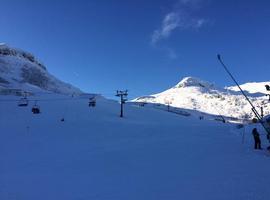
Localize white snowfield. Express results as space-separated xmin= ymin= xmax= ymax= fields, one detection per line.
xmin=227 ymin=81 xmax=270 ymax=94
xmin=133 ymin=77 xmax=270 ymax=121
xmin=0 ymin=94 xmax=270 ymax=200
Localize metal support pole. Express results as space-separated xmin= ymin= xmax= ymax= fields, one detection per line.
xmin=217 ymin=54 xmax=270 ymax=134
xmin=116 ymin=90 xmax=128 ymax=118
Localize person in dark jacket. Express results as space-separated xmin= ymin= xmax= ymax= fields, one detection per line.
xmin=252 ymin=128 xmax=262 ymax=150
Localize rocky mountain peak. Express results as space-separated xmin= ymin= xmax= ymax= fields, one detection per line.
xmin=175 ymin=76 xmax=214 ymax=88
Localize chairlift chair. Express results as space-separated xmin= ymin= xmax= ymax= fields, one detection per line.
xmin=88 ymin=97 xmax=96 ymax=107
xmin=18 ymin=97 xmax=28 ymax=107
xmin=265 ymin=85 xmax=270 ymax=91
xmin=32 ymin=102 xmax=40 ymax=114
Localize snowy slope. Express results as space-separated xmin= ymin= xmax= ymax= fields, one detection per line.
xmin=227 ymin=81 xmax=270 ymax=94
xmin=133 ymin=77 xmax=270 ymax=120
xmin=0 ymin=94 xmax=270 ymax=200
xmin=0 ymin=44 xmax=82 ymax=95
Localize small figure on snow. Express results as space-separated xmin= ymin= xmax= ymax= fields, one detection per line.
xmin=252 ymin=128 xmax=262 ymax=150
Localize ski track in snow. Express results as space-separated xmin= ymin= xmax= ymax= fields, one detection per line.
xmin=0 ymin=95 xmax=270 ymax=200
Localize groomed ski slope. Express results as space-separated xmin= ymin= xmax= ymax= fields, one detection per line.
xmin=0 ymin=95 xmax=270 ymax=200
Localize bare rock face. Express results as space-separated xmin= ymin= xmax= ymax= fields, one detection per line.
xmin=21 ymin=66 xmax=49 ymax=89
xmin=0 ymin=44 xmax=82 ymax=95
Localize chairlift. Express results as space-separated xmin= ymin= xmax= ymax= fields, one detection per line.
xmin=138 ymin=102 xmax=146 ymax=107
xmin=18 ymin=97 xmax=28 ymax=107
xmin=88 ymin=97 xmax=96 ymax=107
xmin=32 ymin=101 xmax=40 ymax=114
xmin=265 ymin=85 xmax=270 ymax=91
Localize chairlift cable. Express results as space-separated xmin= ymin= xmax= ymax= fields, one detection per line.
xmin=217 ymin=54 xmax=270 ymax=134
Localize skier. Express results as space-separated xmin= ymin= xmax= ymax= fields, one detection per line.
xmin=252 ymin=128 xmax=262 ymax=150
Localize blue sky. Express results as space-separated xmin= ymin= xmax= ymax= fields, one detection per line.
xmin=1 ymin=0 xmax=270 ymax=99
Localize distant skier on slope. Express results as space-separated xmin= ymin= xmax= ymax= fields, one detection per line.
xmin=252 ymin=128 xmax=262 ymax=150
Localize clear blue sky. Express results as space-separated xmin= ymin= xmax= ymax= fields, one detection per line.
xmin=1 ymin=0 xmax=270 ymax=99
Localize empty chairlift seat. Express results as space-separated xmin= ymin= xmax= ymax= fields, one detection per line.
xmin=18 ymin=97 xmax=28 ymax=107
xmin=88 ymin=97 xmax=96 ymax=107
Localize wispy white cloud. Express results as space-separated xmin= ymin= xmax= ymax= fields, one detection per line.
xmin=151 ymin=0 xmax=207 ymax=45
xmin=151 ymin=12 xmax=181 ymax=44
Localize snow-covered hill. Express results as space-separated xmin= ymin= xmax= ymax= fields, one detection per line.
xmin=227 ymin=81 xmax=270 ymax=94
xmin=0 ymin=44 xmax=82 ymax=95
xmin=0 ymin=93 xmax=270 ymax=200
xmin=133 ymin=77 xmax=270 ymax=120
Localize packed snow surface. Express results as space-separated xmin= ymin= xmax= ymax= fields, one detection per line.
xmin=0 ymin=94 xmax=270 ymax=200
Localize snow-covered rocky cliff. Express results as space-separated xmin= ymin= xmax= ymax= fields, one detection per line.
xmin=0 ymin=44 xmax=82 ymax=95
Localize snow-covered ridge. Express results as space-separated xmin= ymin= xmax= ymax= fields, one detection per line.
xmin=0 ymin=44 xmax=82 ymax=95
xmin=0 ymin=44 xmax=45 ymax=70
xmin=133 ymin=77 xmax=270 ymax=120
xmin=227 ymin=81 xmax=270 ymax=95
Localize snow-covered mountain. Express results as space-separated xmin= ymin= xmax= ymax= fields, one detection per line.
xmin=133 ymin=77 xmax=270 ymax=120
xmin=1 ymin=55 xmax=270 ymax=199
xmin=227 ymin=81 xmax=270 ymax=94
xmin=0 ymin=44 xmax=82 ymax=95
